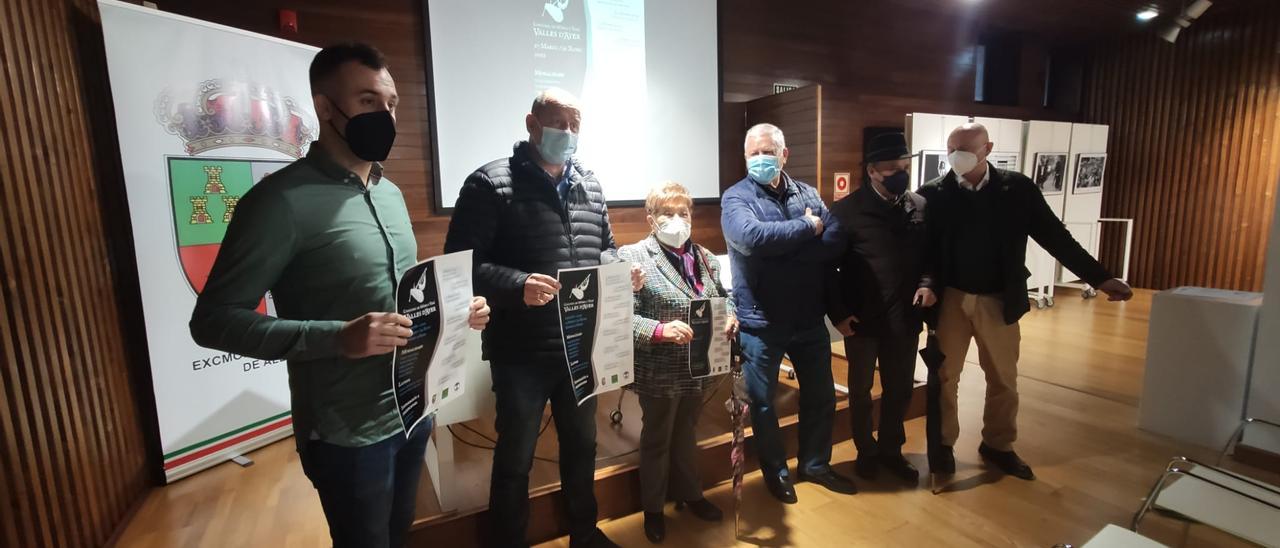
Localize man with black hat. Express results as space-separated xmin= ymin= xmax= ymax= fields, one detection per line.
xmin=827 ymin=132 xmax=935 ymax=484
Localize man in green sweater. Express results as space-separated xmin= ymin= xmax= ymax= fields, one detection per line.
xmin=190 ymin=43 xmax=490 ymax=548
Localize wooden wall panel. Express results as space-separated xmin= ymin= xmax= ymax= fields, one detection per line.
xmin=0 ymin=0 xmax=154 ymax=546
xmin=720 ymin=0 xmax=1079 ymax=201
xmin=743 ymin=86 xmax=822 ymax=193
xmin=1084 ymin=1 xmax=1280 ymax=290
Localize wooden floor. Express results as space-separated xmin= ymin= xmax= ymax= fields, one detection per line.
xmin=112 ymin=289 xmax=1278 ymax=547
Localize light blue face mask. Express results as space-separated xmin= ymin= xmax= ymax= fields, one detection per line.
xmin=536 ymin=126 xmax=578 ymax=165
xmin=747 ymin=154 xmax=781 ymax=184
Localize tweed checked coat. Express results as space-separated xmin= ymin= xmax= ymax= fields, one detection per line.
xmin=619 ymin=235 xmax=735 ymax=398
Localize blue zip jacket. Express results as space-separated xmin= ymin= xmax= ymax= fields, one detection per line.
xmin=721 ymin=172 xmax=843 ymax=330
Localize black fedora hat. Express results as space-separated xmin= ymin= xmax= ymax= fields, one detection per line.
xmin=865 ymin=132 xmax=917 ymax=163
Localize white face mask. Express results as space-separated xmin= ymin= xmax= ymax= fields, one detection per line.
xmin=654 ymin=216 xmax=691 ymax=248
xmin=948 ymin=150 xmax=979 ymax=177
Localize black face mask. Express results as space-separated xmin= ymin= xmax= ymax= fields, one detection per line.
xmin=327 ymin=97 xmax=396 ymax=162
xmin=880 ymin=170 xmax=911 ymax=195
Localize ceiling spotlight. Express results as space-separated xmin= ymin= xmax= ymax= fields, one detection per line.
xmin=1136 ymin=9 xmax=1159 ymax=21
xmin=1159 ymin=0 xmax=1213 ymax=43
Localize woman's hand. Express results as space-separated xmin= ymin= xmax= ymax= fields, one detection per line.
xmin=659 ymin=320 xmax=694 ymax=344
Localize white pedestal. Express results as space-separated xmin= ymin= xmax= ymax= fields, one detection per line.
xmin=1139 ymin=287 xmax=1262 ymax=449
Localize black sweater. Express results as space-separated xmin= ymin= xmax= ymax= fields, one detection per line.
xmin=918 ymin=165 xmax=1112 ymax=325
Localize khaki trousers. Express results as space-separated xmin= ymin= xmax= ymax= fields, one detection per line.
xmin=936 ymin=288 xmax=1021 ymax=451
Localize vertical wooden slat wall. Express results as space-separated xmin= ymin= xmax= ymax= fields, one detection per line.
xmin=1085 ymin=2 xmax=1280 ymax=291
xmin=0 ymin=0 xmax=153 ymax=546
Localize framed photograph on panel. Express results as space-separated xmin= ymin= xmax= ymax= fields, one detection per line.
xmin=1073 ymin=153 xmax=1107 ymax=194
xmin=919 ymin=150 xmax=949 ymax=187
xmin=990 ymin=152 xmax=1020 ymax=173
xmin=1033 ymin=152 xmax=1068 ymax=195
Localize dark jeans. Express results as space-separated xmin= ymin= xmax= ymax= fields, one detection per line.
xmin=739 ymin=323 xmax=835 ymax=477
xmin=489 ymin=362 xmax=598 ymax=547
xmin=845 ymin=333 xmax=917 ymax=459
xmin=298 ymin=419 xmax=432 ymax=548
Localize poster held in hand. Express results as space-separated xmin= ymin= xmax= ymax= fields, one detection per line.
xmin=688 ymin=297 xmax=731 ymax=379
xmin=392 ymin=250 xmax=474 ymax=437
xmin=558 ymin=262 xmax=635 ymax=405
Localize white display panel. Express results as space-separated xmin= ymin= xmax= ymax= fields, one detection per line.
xmin=1060 ymin=123 xmax=1109 ymax=283
xmin=973 ymin=116 xmax=1025 ymax=172
xmin=1024 ymin=121 xmax=1075 ymax=293
xmin=427 ymin=0 xmax=720 ymax=207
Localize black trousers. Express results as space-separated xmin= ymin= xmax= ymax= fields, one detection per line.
xmin=844 ymin=332 xmax=918 ymax=459
xmin=488 ymin=362 xmax=598 ymax=547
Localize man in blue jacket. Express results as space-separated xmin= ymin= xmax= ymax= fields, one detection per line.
xmin=722 ymin=123 xmax=857 ymax=503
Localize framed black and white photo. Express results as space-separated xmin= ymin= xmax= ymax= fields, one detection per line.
xmin=919 ymin=150 xmax=949 ymax=187
xmin=1073 ymin=153 xmax=1107 ymax=194
xmin=1033 ymin=152 xmax=1068 ymax=195
xmin=990 ymin=152 xmax=1020 ymax=173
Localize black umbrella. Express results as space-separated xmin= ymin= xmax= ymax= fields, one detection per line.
xmin=918 ymin=307 xmax=947 ymax=481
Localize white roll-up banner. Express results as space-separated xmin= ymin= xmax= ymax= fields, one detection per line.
xmin=98 ymin=0 xmax=317 ymax=482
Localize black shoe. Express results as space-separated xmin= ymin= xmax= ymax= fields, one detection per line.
xmin=571 ymin=528 xmax=620 ymax=548
xmin=855 ymin=456 xmax=879 ymax=480
xmin=676 ymin=498 xmax=723 ymax=522
xmin=929 ymin=446 xmax=956 ymax=475
xmin=978 ymin=443 xmax=1035 ymax=480
xmin=762 ymin=472 xmax=798 ymax=504
xmin=879 ymin=454 xmax=920 ymax=483
xmin=797 ymin=469 xmax=858 ymax=495
xmin=643 ymin=511 xmax=665 ymax=544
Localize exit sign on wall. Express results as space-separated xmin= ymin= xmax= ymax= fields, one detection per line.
xmin=772 ymin=83 xmax=798 ymax=94
xmin=833 ymin=172 xmax=851 ymax=200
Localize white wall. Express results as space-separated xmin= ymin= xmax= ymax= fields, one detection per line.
xmin=1246 ymin=180 xmax=1280 ymax=454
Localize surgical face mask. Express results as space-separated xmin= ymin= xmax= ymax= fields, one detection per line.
xmin=327 ymin=97 xmax=396 ymax=162
xmin=747 ymin=154 xmax=781 ymax=184
xmin=948 ymin=150 xmax=979 ymax=177
xmin=536 ymin=126 xmax=578 ymax=165
xmin=879 ymin=170 xmax=911 ymax=195
xmin=654 ymin=216 xmax=691 ymax=248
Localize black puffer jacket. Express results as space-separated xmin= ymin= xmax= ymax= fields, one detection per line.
xmin=444 ymin=142 xmax=619 ymax=365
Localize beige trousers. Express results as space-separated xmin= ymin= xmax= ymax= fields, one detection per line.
xmin=936 ymin=288 xmax=1022 ymax=452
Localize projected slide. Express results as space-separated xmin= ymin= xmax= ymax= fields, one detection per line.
xmin=428 ymin=0 xmax=719 ymax=207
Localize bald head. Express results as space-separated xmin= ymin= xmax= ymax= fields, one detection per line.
xmin=947 ymin=123 xmax=991 ymax=153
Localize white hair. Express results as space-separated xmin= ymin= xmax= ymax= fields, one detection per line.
xmin=531 ymin=87 xmax=581 ymax=116
xmin=744 ymin=123 xmax=786 ymax=151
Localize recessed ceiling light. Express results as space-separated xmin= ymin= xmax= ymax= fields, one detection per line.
xmin=1137 ymin=9 xmax=1160 ymax=21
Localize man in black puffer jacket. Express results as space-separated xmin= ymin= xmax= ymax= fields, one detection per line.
xmin=444 ymin=88 xmax=637 ymax=548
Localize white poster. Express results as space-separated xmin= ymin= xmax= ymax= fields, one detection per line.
xmin=557 ymin=262 xmax=635 ymax=404
xmin=392 ymin=251 xmax=474 ymax=436
xmin=98 ymin=0 xmax=317 ymax=481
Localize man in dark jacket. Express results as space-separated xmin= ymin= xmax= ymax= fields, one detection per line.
xmin=722 ymin=123 xmax=856 ymax=504
xmin=827 ymin=133 xmax=935 ymax=484
xmin=443 ymin=88 xmax=640 ymax=548
xmin=918 ymin=123 xmax=1132 ymax=480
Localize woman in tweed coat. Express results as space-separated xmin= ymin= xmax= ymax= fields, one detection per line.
xmin=618 ymin=182 xmax=738 ymax=544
